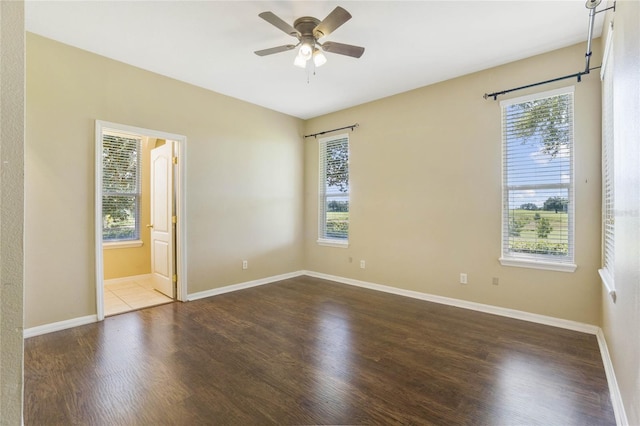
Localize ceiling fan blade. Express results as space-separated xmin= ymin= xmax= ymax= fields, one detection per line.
xmin=321 ymin=41 xmax=365 ymax=59
xmin=254 ymin=44 xmax=297 ymax=56
xmin=314 ymin=6 xmax=351 ymax=38
xmin=258 ymin=12 xmax=300 ymax=37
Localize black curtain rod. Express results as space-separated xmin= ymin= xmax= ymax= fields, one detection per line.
xmin=483 ymin=67 xmax=600 ymax=101
xmin=484 ymin=2 xmax=614 ymax=101
xmin=304 ymin=123 xmax=359 ymax=139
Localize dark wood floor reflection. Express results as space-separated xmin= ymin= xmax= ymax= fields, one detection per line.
xmin=24 ymin=276 xmax=615 ymax=425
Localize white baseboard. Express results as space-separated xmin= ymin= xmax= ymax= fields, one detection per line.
xmin=596 ymin=329 xmax=628 ymax=426
xmin=303 ymin=270 xmax=599 ymax=334
xmin=186 ymin=271 xmax=305 ymax=301
xmin=104 ymin=273 xmax=152 ymax=286
xmin=24 ymin=315 xmax=98 ymax=338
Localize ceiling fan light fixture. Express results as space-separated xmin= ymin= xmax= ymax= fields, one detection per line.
xmin=293 ymin=54 xmax=307 ymax=68
xmin=313 ymin=49 xmax=327 ymax=67
xmin=299 ymin=42 xmax=313 ymax=60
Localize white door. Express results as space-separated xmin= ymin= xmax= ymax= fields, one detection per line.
xmin=150 ymin=142 xmax=174 ymax=298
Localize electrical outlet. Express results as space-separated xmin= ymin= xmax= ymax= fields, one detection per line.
xmin=492 ymin=277 xmax=499 ymax=286
xmin=360 ymin=260 xmax=366 ymax=269
xmin=460 ymin=273 xmax=468 ymax=284
xmin=242 ymin=260 xmax=248 ymax=270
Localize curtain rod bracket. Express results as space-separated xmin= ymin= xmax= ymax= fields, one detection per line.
xmin=595 ymin=4 xmax=616 ymax=14
xmin=304 ymin=123 xmax=359 ymax=139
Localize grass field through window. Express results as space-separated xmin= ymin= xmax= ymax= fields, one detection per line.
xmin=507 ymin=209 xmax=569 ymax=256
xmin=326 ymin=211 xmax=349 ymax=239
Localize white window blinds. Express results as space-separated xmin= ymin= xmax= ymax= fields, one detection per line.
xmin=500 ymin=88 xmax=575 ymax=269
xmin=318 ymin=134 xmax=349 ymax=243
xmin=599 ymin=23 xmax=615 ymax=290
xmin=102 ymin=133 xmax=142 ymax=241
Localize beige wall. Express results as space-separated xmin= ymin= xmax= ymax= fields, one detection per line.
xmin=600 ymin=1 xmax=640 ymax=423
xmin=26 ymin=33 xmax=305 ymax=328
xmin=0 ymin=1 xmax=25 ymax=422
xmin=304 ymin=41 xmax=603 ymax=325
xmin=102 ymin=137 xmax=153 ymax=280
xmin=25 ymin=29 xmax=609 ymax=323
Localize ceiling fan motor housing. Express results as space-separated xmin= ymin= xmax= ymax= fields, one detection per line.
xmin=293 ymin=16 xmax=321 ymax=40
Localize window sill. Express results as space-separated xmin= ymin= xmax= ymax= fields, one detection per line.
xmin=598 ymin=268 xmax=616 ymax=302
xmin=317 ymin=238 xmax=349 ymax=248
xmin=103 ymin=240 xmax=143 ymax=250
xmin=499 ymin=257 xmax=577 ymax=272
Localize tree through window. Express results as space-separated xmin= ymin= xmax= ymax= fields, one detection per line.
xmin=500 ymin=88 xmax=575 ymax=270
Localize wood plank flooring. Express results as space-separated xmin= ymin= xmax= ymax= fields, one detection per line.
xmin=24 ymin=275 xmax=615 ymax=425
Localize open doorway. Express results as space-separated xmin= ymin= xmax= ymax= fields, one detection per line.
xmin=94 ymin=121 xmax=187 ymax=320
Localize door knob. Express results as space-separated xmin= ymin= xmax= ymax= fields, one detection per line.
xmin=146 ymin=224 xmax=154 ymax=229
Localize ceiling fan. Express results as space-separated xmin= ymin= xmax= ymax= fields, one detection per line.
xmin=254 ymin=6 xmax=365 ymax=68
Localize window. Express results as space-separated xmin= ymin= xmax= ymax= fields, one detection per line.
xmin=599 ymin=22 xmax=615 ymax=294
xmin=500 ymin=87 xmax=576 ymax=272
xmin=102 ymin=133 xmax=142 ymax=242
xmin=318 ymin=134 xmax=349 ymax=246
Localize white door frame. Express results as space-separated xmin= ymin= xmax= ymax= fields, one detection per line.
xmin=95 ymin=120 xmax=188 ymax=321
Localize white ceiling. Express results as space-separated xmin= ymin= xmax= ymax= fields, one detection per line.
xmin=25 ymin=1 xmax=604 ymax=120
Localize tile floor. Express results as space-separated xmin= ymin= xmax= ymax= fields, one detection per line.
xmin=104 ymin=276 xmax=173 ymax=316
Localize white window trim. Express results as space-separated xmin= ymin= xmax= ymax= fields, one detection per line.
xmin=499 ymin=86 xmax=576 ymax=272
xmin=499 ymin=257 xmax=577 ymax=273
xmin=600 ymin=21 xmax=614 ymax=80
xmin=598 ymin=268 xmax=616 ymax=299
xmin=103 ymin=240 xmax=143 ymax=250
xmin=317 ymin=238 xmax=349 ymax=248
xmin=317 ymin=133 xmax=350 ymax=246
xmin=499 ymin=86 xmax=575 ymax=108
xmin=599 ymin=21 xmax=616 ymax=301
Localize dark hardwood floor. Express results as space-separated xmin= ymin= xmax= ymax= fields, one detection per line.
xmin=24 ymin=275 xmax=615 ymax=425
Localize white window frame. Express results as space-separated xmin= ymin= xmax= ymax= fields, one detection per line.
xmin=499 ymin=87 xmax=577 ymax=272
xmin=599 ymin=21 xmax=616 ymax=299
xmin=317 ymin=133 xmax=349 ymax=248
xmin=101 ymin=131 xmax=143 ymax=245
